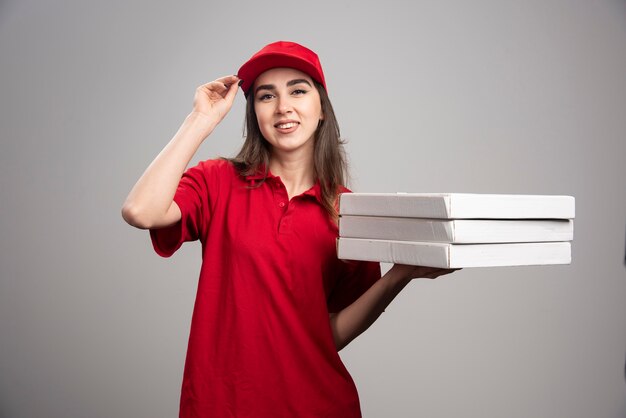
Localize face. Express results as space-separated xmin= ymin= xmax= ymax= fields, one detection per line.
xmin=252 ymin=67 xmax=324 ymax=156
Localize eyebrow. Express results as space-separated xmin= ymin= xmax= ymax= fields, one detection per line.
xmin=254 ymin=78 xmax=312 ymax=95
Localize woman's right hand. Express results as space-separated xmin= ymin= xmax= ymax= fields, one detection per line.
xmin=191 ymin=75 xmax=241 ymax=125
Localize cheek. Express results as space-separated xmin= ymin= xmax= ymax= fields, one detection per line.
xmin=254 ymin=109 xmax=272 ymax=138
xmin=310 ymin=97 xmax=323 ymax=120
xmin=314 ymin=104 xmax=323 ymax=121
xmin=254 ymin=106 xmax=270 ymax=127
xmin=255 ymin=108 xmax=267 ymax=129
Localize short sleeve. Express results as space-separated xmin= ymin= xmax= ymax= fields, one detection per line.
xmin=327 ymin=260 xmax=381 ymax=313
xmin=149 ymin=160 xmax=216 ymax=257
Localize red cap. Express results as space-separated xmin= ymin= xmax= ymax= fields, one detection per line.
xmin=237 ymin=41 xmax=327 ymax=97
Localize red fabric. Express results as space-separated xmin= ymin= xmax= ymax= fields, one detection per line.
xmin=149 ymin=159 xmax=381 ymax=418
xmin=237 ymin=41 xmax=327 ymax=97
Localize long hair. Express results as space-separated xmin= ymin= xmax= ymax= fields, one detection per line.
xmin=229 ymin=81 xmax=347 ymax=220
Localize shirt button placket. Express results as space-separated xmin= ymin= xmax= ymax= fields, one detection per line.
xmin=274 ymin=180 xmax=293 ymax=234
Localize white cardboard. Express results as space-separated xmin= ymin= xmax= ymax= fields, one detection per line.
xmin=338 ymin=193 xmax=575 ymax=219
xmin=338 ymin=216 xmax=574 ymax=243
xmin=337 ymin=238 xmax=572 ymax=268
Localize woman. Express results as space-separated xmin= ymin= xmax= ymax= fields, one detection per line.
xmin=122 ymin=41 xmax=456 ymax=418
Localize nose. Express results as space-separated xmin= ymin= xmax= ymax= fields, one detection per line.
xmin=276 ymin=95 xmax=293 ymax=114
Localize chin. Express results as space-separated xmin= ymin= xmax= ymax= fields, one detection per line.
xmin=270 ymin=137 xmax=313 ymax=153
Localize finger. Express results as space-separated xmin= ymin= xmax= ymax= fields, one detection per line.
xmin=214 ymin=74 xmax=240 ymax=85
xmin=198 ymin=75 xmax=238 ymax=92
xmin=421 ymin=267 xmax=446 ymax=276
xmin=420 ymin=267 xmax=458 ymax=279
xmin=432 ymin=268 xmax=456 ymax=275
xmin=216 ymin=74 xmax=241 ymax=90
xmin=223 ymin=77 xmax=240 ymax=102
xmin=198 ymin=80 xmax=228 ymax=94
xmin=433 ymin=268 xmax=460 ymax=278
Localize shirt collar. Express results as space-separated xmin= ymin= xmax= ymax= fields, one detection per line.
xmin=244 ymin=165 xmax=325 ymax=206
xmin=301 ymin=181 xmax=324 ymax=206
xmin=244 ymin=163 xmax=273 ymax=181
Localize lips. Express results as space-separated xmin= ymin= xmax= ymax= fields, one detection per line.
xmin=274 ymin=120 xmax=300 ymax=133
xmin=275 ymin=122 xmax=298 ymax=129
xmin=274 ymin=120 xmax=299 ymax=128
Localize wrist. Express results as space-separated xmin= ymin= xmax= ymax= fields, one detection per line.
xmin=185 ymin=111 xmax=219 ymax=132
xmin=383 ymin=266 xmax=413 ymax=290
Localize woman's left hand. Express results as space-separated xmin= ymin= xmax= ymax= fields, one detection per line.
xmin=389 ymin=264 xmax=461 ymax=281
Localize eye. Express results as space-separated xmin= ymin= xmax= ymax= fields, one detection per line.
xmin=257 ymin=93 xmax=274 ymax=101
xmin=291 ymin=89 xmax=307 ymax=96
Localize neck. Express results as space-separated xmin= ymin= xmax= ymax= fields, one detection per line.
xmin=269 ymin=148 xmax=315 ymax=200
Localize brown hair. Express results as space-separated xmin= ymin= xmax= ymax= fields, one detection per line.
xmin=229 ymin=81 xmax=347 ymax=220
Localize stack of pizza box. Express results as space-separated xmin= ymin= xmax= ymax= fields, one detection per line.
xmin=337 ymin=193 xmax=575 ymax=268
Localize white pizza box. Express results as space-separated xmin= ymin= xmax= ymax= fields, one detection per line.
xmin=337 ymin=238 xmax=572 ymax=268
xmin=338 ymin=193 xmax=575 ymax=220
xmin=338 ymin=216 xmax=574 ymax=243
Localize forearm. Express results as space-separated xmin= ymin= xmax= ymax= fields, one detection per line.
xmin=329 ymin=266 xmax=412 ymax=351
xmin=122 ymin=112 xmax=218 ymax=229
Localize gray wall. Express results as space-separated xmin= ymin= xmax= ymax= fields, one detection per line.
xmin=1 ymin=1 xmax=625 ymax=417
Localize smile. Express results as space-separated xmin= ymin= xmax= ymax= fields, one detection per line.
xmin=275 ymin=122 xmax=299 ymax=129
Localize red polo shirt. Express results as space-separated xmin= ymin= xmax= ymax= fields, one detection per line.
xmin=149 ymin=159 xmax=381 ymax=418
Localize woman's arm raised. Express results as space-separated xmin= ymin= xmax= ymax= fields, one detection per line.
xmin=121 ymin=75 xmax=240 ymax=229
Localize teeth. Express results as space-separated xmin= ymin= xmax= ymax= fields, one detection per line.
xmin=276 ymin=122 xmax=297 ymax=129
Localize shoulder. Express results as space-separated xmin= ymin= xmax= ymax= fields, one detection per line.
xmin=194 ymin=158 xmax=236 ymax=173
xmin=180 ymin=159 xmax=240 ymax=192
xmin=188 ymin=158 xmax=239 ymax=180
